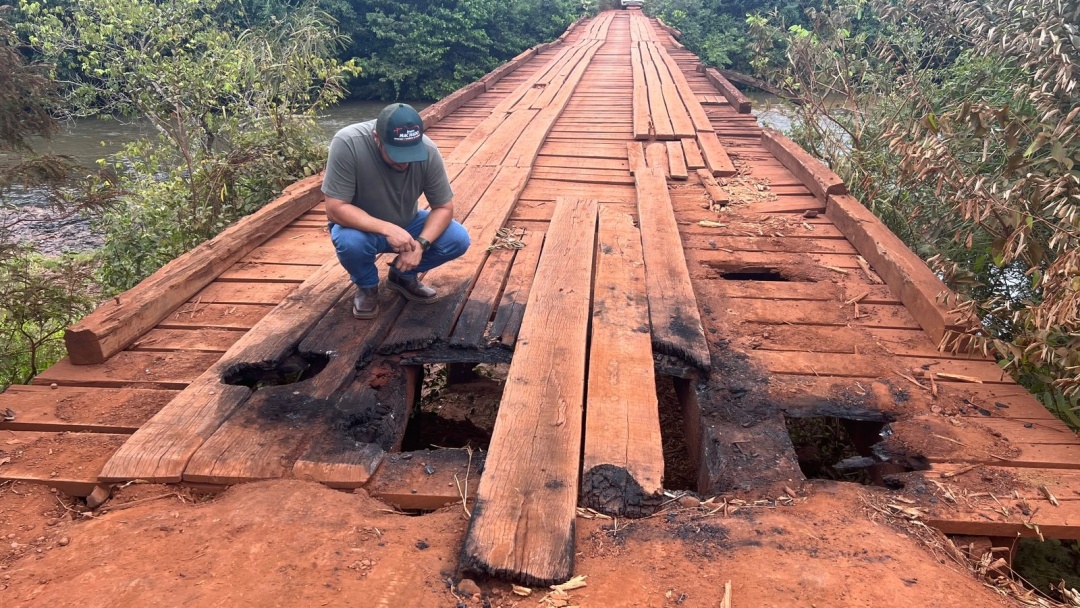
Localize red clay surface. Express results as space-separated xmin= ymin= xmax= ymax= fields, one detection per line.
xmin=1 ymin=479 xmax=1013 ymax=607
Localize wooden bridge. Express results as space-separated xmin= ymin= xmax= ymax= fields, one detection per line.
xmin=4 ymin=10 xmax=1080 ymax=586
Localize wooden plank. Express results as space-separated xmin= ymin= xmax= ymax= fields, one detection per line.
xmin=129 ymin=328 xmax=243 ymax=353
xmin=627 ymin=142 xmax=646 ymax=175
xmin=186 ymin=281 xmax=296 ymax=305
xmin=449 ymin=246 xmax=517 ymax=349
xmin=380 ymin=166 xmax=531 ymax=353
xmin=217 ymin=263 xmax=317 ymax=283
xmin=64 ymin=174 xmax=324 ymax=364
xmin=655 ymin=46 xmax=714 ymax=132
xmin=581 ymin=207 xmax=664 ymax=517
xmin=155 ymin=303 xmax=272 ymax=331
xmin=650 ymin=43 xmax=695 ymax=139
xmin=827 ymin=193 xmax=976 ymax=349
xmin=0 ymin=431 xmax=128 ymax=496
xmin=682 ymin=138 xmax=706 ymax=170
xmin=504 ymin=41 xmax=606 ymax=167
xmin=421 ymin=82 xmax=486 ymax=128
xmin=697 ymin=131 xmax=736 ymax=177
xmin=703 ymin=67 xmax=752 ymax=113
xmin=0 ymin=385 xmax=175 ymax=433
xmin=630 ymin=42 xmax=653 ymax=139
xmin=32 ymin=352 xmax=221 ymax=390
xmin=635 ymin=167 xmax=711 ymax=370
xmin=761 ymin=129 xmax=847 ymax=201
xmin=645 ymin=142 xmax=668 ymax=177
xmin=729 ymin=298 xmax=922 ymax=330
xmin=98 ymin=260 xmax=352 ymax=483
xmin=667 ymin=141 xmax=688 ymax=180
xmin=185 ymin=358 xmax=412 ymax=486
xmin=749 ymin=350 xmax=891 ymax=378
xmin=489 ymin=230 xmax=545 ymax=348
xmin=369 ymin=449 xmax=484 ymax=510
xmin=638 ymin=42 xmax=675 ymax=140
xmin=461 ymin=198 xmax=597 ymax=586
xmin=695 ymin=168 xmax=729 ymax=206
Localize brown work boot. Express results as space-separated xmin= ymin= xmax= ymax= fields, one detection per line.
xmin=352 ymin=285 xmax=379 ymax=319
xmin=387 ymin=271 xmax=437 ymax=303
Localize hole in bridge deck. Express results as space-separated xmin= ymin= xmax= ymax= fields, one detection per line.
xmin=719 ymin=268 xmax=790 ymax=282
xmin=1011 ymin=538 xmax=1080 ymax=599
xmin=400 ymin=363 xmax=505 ymax=451
xmin=659 ymin=375 xmax=696 ymax=491
xmin=222 ymin=352 xmax=329 ymax=388
xmin=784 ymin=415 xmax=926 ymax=488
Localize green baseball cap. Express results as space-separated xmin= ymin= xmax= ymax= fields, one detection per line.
xmin=376 ymin=103 xmax=428 ymax=163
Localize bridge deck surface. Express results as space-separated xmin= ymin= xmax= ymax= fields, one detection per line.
xmin=3 ymin=9 xmax=1079 ymax=584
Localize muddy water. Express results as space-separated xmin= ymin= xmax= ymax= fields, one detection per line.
xmin=3 ymin=99 xmax=427 ymax=255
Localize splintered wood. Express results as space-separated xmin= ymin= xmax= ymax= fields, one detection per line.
xmin=461 ymin=198 xmax=598 ymax=586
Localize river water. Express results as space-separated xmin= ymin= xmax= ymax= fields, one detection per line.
xmin=3 ymin=100 xmax=428 ymax=255
xmin=7 ymin=95 xmax=795 ymax=256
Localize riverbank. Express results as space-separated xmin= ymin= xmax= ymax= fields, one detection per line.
xmin=2 ymin=99 xmax=430 ymax=257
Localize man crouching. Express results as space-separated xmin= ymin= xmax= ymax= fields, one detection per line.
xmin=321 ymin=103 xmax=470 ymax=319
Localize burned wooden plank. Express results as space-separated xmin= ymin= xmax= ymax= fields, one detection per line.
xmin=98 ymin=260 xmax=351 ymax=483
xmin=635 ymin=167 xmax=711 ymax=371
xmin=461 ymin=198 xmax=597 ymax=586
xmin=581 ymin=207 xmax=664 ymax=517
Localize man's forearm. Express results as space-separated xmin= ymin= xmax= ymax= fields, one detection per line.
xmin=419 ymin=205 xmax=454 ymax=244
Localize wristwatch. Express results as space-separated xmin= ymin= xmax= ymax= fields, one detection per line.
xmin=416 ymin=236 xmax=431 ymax=252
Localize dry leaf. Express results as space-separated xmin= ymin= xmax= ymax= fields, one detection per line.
xmin=511 ymin=585 xmax=532 ymax=597
xmin=0 ymin=457 xmax=10 ymax=466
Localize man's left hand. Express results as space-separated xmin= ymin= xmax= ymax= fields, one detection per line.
xmin=393 ymin=242 xmax=424 ymax=273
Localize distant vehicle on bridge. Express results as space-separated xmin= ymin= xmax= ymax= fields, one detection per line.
xmin=621 ymin=0 xmax=644 ymax=9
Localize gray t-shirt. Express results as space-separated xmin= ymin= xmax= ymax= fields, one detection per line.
xmin=321 ymin=120 xmax=454 ymax=228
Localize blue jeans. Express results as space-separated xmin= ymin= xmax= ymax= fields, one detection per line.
xmin=329 ymin=209 xmax=471 ymax=288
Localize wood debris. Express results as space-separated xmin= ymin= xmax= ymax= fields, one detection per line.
xmin=511 ymin=585 xmax=532 ymax=597
xmin=935 ymin=372 xmax=983 ymax=383
xmin=1039 ymin=484 xmax=1060 ymax=507
xmin=856 ymin=255 xmax=884 ymax=284
xmin=940 ymin=464 xmax=978 ymax=478
xmin=698 ymin=220 xmax=725 ymax=228
xmin=551 ymin=575 xmax=587 ymax=593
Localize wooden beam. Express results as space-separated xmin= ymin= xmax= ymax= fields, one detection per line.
xmin=64 ymin=174 xmax=324 ymax=364
xmin=703 ymin=68 xmax=752 ymax=114
xmin=697 ymin=131 xmax=736 ymax=177
xmin=581 ymin=207 xmax=664 ymax=517
xmin=826 ymin=193 xmax=977 ymax=349
xmin=461 ymin=197 xmax=597 ymax=586
xmin=761 ymin=129 xmax=847 ymax=201
xmin=667 ymin=141 xmax=689 ymax=180
xmin=635 ymin=167 xmax=711 ymax=371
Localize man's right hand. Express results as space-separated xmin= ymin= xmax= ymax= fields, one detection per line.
xmin=385 ymin=225 xmax=417 ymax=253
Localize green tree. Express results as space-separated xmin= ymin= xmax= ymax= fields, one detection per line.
xmin=0 ymin=8 xmax=109 ymax=387
xmin=647 ymin=0 xmax=813 ymax=72
xmin=342 ymin=0 xmax=584 ymax=100
xmin=21 ymin=0 xmax=360 ymax=290
xmin=747 ymin=0 xmax=1080 ymax=422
